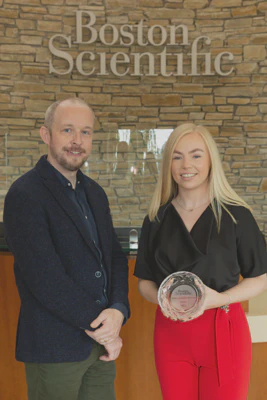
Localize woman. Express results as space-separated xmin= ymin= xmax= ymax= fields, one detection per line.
xmin=134 ymin=124 xmax=267 ymax=400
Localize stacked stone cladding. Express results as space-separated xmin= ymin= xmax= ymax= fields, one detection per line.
xmin=0 ymin=0 xmax=266 ymax=234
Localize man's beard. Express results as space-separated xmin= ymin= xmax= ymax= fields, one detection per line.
xmin=51 ymin=147 xmax=88 ymax=172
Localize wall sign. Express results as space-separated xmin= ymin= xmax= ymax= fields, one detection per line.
xmin=49 ymin=11 xmax=234 ymax=77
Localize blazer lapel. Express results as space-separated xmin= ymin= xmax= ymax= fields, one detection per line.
xmin=43 ymin=179 xmax=100 ymax=260
xmin=35 ymin=156 xmax=100 ymax=259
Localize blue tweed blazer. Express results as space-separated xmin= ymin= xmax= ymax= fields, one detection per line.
xmin=4 ymin=156 xmax=129 ymax=363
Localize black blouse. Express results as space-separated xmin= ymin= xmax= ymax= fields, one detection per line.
xmin=134 ymin=203 xmax=267 ymax=292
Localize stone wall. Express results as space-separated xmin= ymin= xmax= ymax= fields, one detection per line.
xmin=0 ymin=0 xmax=266 ymax=231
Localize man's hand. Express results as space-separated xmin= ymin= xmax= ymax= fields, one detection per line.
xmin=85 ymin=308 xmax=124 ymax=344
xmin=99 ymin=337 xmax=123 ymax=362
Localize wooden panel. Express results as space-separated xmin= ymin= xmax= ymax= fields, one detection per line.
xmin=241 ymin=300 xmax=248 ymax=313
xmin=115 ymin=257 xmax=162 ymax=400
xmin=248 ymin=342 xmax=267 ymax=400
xmin=0 ymin=252 xmax=261 ymax=400
xmin=0 ymin=252 xmax=27 ymax=400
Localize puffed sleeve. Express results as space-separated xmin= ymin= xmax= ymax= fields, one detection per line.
xmin=235 ymin=207 xmax=267 ymax=278
xmin=134 ymin=215 xmax=155 ymax=281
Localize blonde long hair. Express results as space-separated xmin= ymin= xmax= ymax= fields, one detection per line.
xmin=148 ymin=123 xmax=251 ymax=229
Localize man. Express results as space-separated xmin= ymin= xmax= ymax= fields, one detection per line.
xmin=4 ymin=98 xmax=130 ymax=400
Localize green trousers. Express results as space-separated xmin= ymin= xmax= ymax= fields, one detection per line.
xmin=24 ymin=343 xmax=116 ymax=400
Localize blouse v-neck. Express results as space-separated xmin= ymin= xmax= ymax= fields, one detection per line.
xmin=170 ymin=202 xmax=212 ymax=236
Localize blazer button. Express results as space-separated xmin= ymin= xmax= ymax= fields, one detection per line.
xmin=95 ymin=271 xmax=102 ymax=278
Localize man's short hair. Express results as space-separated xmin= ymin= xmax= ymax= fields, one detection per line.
xmin=44 ymin=97 xmax=95 ymax=133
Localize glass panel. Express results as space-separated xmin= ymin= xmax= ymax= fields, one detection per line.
xmin=0 ymin=129 xmax=173 ymax=226
xmin=82 ymin=129 xmax=172 ymax=226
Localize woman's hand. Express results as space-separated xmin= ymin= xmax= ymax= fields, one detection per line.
xmin=176 ymin=274 xmax=267 ymax=322
xmin=178 ymin=285 xmax=229 ymax=322
xmin=203 ymin=285 xmax=229 ymax=311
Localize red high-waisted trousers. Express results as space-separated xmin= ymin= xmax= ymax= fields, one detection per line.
xmin=154 ymin=303 xmax=252 ymax=400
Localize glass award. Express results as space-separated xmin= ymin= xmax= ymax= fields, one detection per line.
xmin=158 ymin=271 xmax=205 ymax=322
